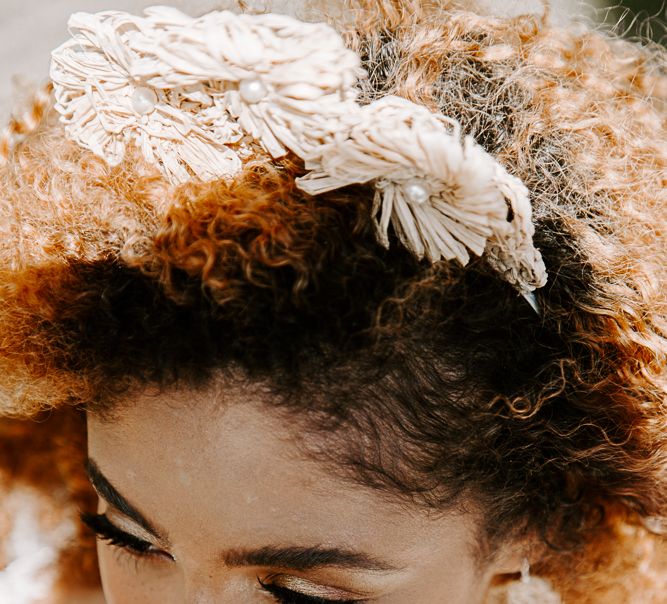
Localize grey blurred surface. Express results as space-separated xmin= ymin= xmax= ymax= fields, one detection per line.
xmin=0 ymin=0 xmax=595 ymax=120
xmin=0 ymin=0 xmax=224 ymax=118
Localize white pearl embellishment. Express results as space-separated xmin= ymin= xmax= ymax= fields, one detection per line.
xmin=239 ymin=77 xmax=268 ymax=104
xmin=404 ymin=179 xmax=431 ymax=205
xmin=131 ymin=86 xmax=158 ymax=115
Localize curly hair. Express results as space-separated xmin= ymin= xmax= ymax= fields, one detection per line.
xmin=0 ymin=1 xmax=665 ymax=601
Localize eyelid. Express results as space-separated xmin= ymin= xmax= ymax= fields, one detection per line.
xmin=104 ymin=507 xmax=162 ymax=544
xmin=94 ymin=496 xmax=168 ymax=551
xmin=265 ymin=572 xmax=370 ymax=600
xmin=81 ymin=512 xmax=173 ymax=561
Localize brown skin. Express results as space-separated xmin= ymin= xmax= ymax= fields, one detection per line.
xmin=86 ymin=380 xmax=523 ymax=604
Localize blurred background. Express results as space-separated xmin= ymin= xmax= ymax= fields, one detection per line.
xmin=599 ymin=0 xmax=665 ymax=43
xmin=0 ymin=0 xmax=665 ymax=118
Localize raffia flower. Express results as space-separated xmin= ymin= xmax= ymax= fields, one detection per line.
xmin=297 ymin=95 xmax=548 ymax=295
xmin=50 ymin=9 xmax=245 ymax=183
xmin=50 ymin=6 xmax=364 ymax=184
xmin=143 ymin=7 xmax=365 ymax=159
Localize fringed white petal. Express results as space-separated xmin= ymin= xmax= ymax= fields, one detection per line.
xmin=486 ymin=168 xmax=548 ymax=293
xmin=297 ymin=95 xmax=546 ymax=293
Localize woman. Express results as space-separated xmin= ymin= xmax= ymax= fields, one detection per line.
xmin=0 ymin=1 xmax=665 ymax=602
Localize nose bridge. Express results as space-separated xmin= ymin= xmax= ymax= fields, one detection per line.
xmin=185 ymin=588 xmax=217 ymax=604
xmin=184 ymin=585 xmax=219 ymax=604
xmin=183 ymin=571 xmax=250 ymax=604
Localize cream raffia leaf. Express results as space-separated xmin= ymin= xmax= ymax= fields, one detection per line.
xmin=296 ymin=96 xmax=547 ymax=294
xmin=50 ymin=6 xmax=364 ymax=184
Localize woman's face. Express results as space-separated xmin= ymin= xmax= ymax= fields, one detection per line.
xmin=86 ymin=380 xmax=519 ymax=603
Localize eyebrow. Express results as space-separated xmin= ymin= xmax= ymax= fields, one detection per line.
xmin=222 ymin=545 xmax=398 ymax=572
xmin=85 ymin=457 xmax=165 ymax=539
xmin=85 ymin=457 xmax=399 ymax=572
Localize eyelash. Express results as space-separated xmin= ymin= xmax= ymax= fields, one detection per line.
xmin=258 ymin=578 xmax=360 ymax=604
xmin=80 ymin=512 xmax=171 ymax=560
xmin=80 ymin=513 xmax=362 ymax=604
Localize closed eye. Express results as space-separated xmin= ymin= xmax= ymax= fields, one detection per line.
xmin=258 ymin=577 xmax=364 ymax=604
xmin=80 ymin=512 xmax=172 ymax=560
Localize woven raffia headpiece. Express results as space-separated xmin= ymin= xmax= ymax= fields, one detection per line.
xmin=48 ymin=5 xmax=547 ymax=303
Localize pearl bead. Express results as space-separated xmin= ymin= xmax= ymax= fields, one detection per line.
xmin=403 ymin=179 xmax=431 ymax=205
xmin=239 ymin=77 xmax=268 ymax=104
xmin=131 ymin=86 xmax=158 ymax=115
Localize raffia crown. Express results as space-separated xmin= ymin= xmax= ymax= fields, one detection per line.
xmin=49 ymin=5 xmax=548 ymax=298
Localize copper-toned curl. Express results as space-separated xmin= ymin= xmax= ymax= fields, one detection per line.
xmin=0 ymin=2 xmax=665 ymax=602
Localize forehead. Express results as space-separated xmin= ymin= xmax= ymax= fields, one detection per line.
xmin=86 ymin=380 xmax=478 ymax=575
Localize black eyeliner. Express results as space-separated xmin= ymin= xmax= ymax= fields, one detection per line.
xmin=258 ymin=577 xmax=358 ymax=604
xmin=80 ymin=512 xmax=155 ymax=555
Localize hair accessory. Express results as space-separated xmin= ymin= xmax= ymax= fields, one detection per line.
xmin=297 ymin=95 xmax=547 ymax=295
xmin=49 ymin=6 xmax=363 ymax=183
xmin=505 ymin=558 xmax=561 ymax=604
xmin=48 ymin=5 xmax=547 ymax=298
